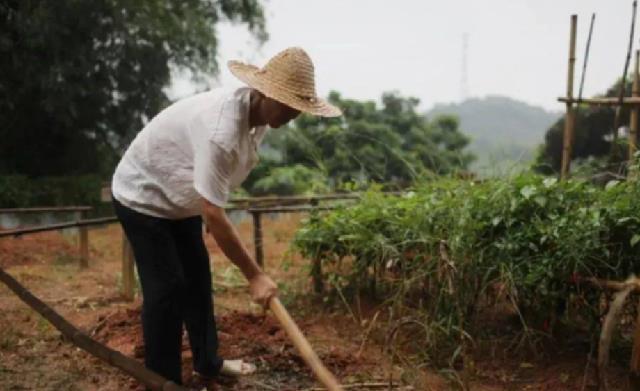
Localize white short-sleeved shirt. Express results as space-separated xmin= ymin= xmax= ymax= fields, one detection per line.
xmin=112 ymin=87 xmax=267 ymax=219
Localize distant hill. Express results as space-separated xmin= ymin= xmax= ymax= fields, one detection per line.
xmin=427 ymin=95 xmax=561 ymax=175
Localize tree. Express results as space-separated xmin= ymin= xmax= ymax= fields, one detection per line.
xmin=251 ymin=164 xmax=329 ymax=196
xmin=0 ymin=0 xmax=266 ymax=177
xmin=243 ymin=91 xmax=475 ymax=195
xmin=534 ymin=79 xmax=632 ymax=174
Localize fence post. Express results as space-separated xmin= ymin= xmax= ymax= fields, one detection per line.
xmin=561 ymin=15 xmax=578 ymax=180
xmin=121 ymin=232 xmax=135 ymax=301
xmin=251 ymin=211 xmax=264 ymax=267
xmin=79 ymin=211 xmax=89 ymax=268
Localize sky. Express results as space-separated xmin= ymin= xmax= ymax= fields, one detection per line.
xmin=170 ymin=0 xmax=635 ymax=112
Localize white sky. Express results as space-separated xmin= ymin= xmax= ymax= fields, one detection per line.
xmin=170 ymin=0 xmax=635 ymax=112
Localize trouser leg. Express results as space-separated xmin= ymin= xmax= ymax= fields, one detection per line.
xmin=113 ymin=199 xmax=185 ymax=384
xmin=172 ymin=216 xmax=223 ymax=376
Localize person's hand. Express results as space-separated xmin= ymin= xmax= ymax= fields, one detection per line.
xmin=249 ymin=273 xmax=278 ymax=308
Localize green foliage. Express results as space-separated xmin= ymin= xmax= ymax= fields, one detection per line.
xmin=0 ymin=175 xmax=102 ymax=207
xmin=251 ymin=165 xmax=329 ymax=196
xmin=0 ymin=0 xmax=266 ymax=177
xmin=294 ymin=173 xmax=640 ymax=363
xmin=534 ymin=79 xmax=632 ymax=174
xmin=246 ymin=91 xmax=474 ymax=195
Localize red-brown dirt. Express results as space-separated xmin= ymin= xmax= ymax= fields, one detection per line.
xmin=0 ymin=216 xmax=393 ymax=390
xmin=91 ymin=307 xmax=377 ymax=390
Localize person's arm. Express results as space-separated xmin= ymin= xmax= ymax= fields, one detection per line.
xmin=201 ymin=198 xmax=278 ymax=307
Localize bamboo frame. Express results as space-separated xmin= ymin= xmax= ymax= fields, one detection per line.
xmin=561 ymin=15 xmax=578 ymax=180
xmin=558 ymin=9 xmax=640 ymax=179
xmin=558 ymin=97 xmax=640 ymax=106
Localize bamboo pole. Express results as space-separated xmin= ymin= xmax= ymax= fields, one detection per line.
xmin=558 ymin=97 xmax=640 ymax=106
xmin=0 ymin=267 xmax=187 ymax=391
xmin=269 ymin=297 xmax=342 ymax=391
xmin=577 ymin=13 xmax=596 ymax=102
xmin=629 ymin=50 xmax=640 ymax=163
xmin=561 ymin=15 xmax=578 ymax=180
xmin=612 ymin=0 xmax=638 ymax=160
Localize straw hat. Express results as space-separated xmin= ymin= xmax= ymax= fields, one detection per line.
xmin=228 ymin=47 xmax=342 ymax=117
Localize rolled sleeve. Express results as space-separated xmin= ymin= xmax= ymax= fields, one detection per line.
xmin=193 ymin=140 xmax=237 ymax=207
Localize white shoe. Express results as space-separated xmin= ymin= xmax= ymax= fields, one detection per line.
xmin=219 ymin=359 xmax=257 ymax=376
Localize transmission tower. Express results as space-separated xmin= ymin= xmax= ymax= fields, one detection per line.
xmin=460 ymin=33 xmax=469 ymax=101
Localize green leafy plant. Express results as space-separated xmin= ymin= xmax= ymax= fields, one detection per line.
xmin=294 ymin=172 xmax=640 ymax=365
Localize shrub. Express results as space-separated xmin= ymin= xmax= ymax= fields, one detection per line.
xmin=0 ymin=175 xmax=102 ymax=208
xmin=294 ymin=173 xmax=640 ymax=364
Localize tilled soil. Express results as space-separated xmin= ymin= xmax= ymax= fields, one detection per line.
xmin=93 ymin=307 xmax=370 ymax=390
xmin=0 ymin=220 xmax=390 ymax=390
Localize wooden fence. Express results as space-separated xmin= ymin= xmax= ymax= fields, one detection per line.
xmin=0 ymin=193 xmax=366 ymax=300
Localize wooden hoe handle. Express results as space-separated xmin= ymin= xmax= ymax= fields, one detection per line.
xmin=269 ymin=297 xmax=343 ymax=391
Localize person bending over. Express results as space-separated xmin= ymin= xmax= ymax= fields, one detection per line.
xmin=111 ymin=47 xmax=341 ymax=385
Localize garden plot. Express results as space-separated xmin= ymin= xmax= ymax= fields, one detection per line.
xmin=0 ymin=195 xmax=635 ymax=390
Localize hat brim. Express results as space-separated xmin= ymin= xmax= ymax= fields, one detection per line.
xmin=228 ymin=61 xmax=342 ymax=118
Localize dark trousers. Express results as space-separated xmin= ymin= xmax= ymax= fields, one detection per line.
xmin=113 ymin=198 xmax=223 ymax=384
